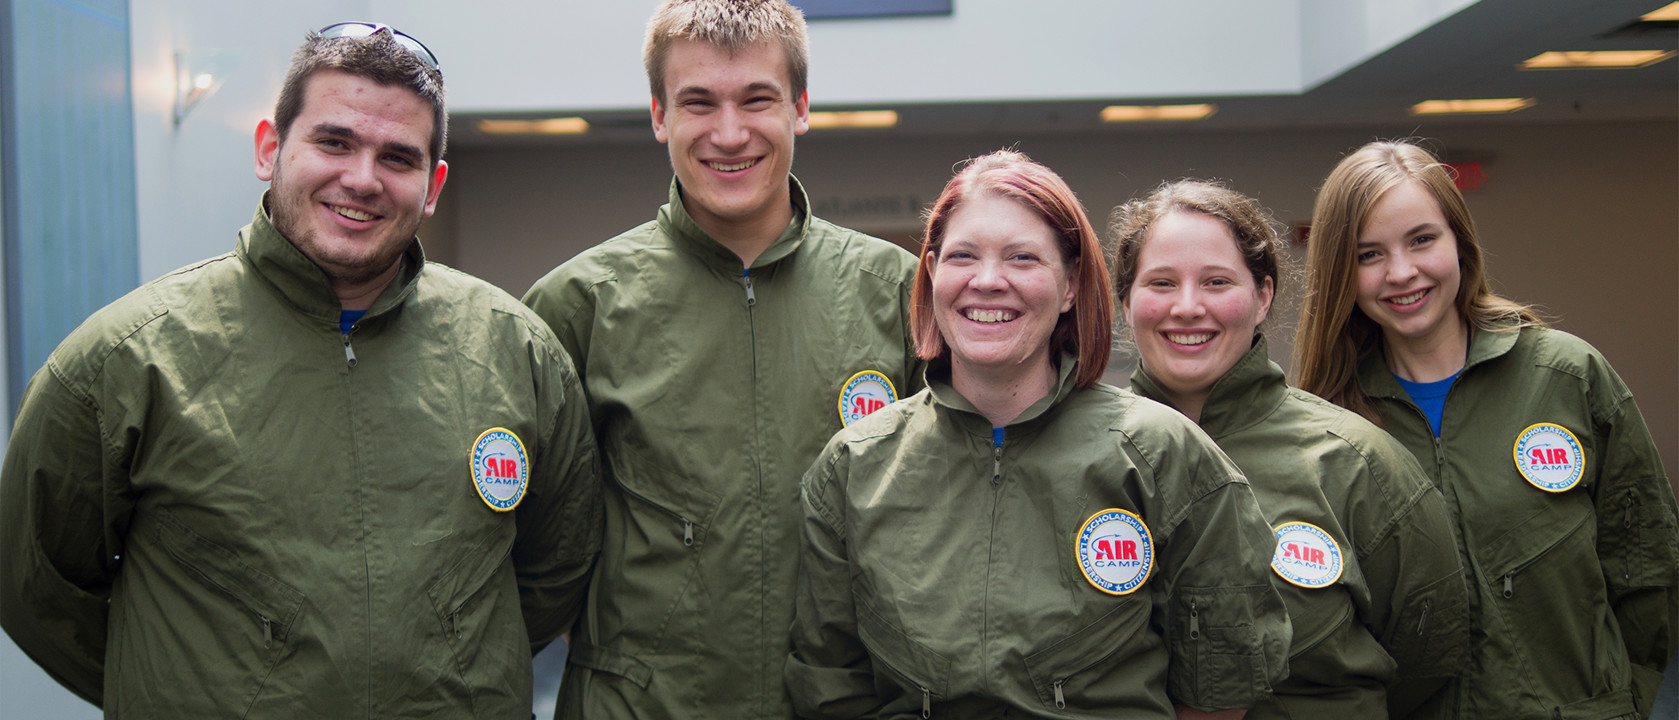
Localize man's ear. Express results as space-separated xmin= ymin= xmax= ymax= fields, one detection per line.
xmin=793 ymin=90 xmax=809 ymax=136
xmin=254 ymin=118 xmax=280 ymax=181
xmin=651 ymin=97 xmax=669 ymax=144
xmin=422 ymin=161 xmax=449 ymax=217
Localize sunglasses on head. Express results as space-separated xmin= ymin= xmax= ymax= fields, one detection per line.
xmin=317 ymin=21 xmax=440 ymax=71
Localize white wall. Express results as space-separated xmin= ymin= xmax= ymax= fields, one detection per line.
xmin=125 ymin=0 xmax=1479 ymax=285
xmin=379 ymin=0 xmax=1470 ymax=112
xmin=1299 ymin=0 xmax=1477 ymax=88
xmin=130 ymin=0 xmax=374 ymax=281
xmin=442 ymin=119 xmax=1679 ymax=483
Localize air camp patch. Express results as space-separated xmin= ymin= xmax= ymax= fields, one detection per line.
xmin=1076 ymin=509 xmax=1153 ymax=595
xmin=838 ymin=370 xmax=897 ymax=427
xmin=471 ymin=428 xmax=528 ymax=512
xmin=1513 ymin=422 xmax=1584 ymax=493
xmin=1271 ymin=521 xmax=1344 ymax=588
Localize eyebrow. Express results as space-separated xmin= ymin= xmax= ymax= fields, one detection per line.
xmin=310 ymin=122 xmax=427 ymax=164
xmin=672 ymin=81 xmax=785 ymax=99
xmin=1357 ymin=221 xmax=1445 ymax=247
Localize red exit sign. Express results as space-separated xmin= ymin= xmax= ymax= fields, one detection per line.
xmin=1446 ymin=162 xmax=1488 ymax=192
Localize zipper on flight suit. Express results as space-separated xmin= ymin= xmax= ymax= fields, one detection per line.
xmin=743 ymin=268 xmax=756 ymax=306
xmin=1053 ymin=680 xmax=1066 ymax=709
xmin=260 ymin=615 xmax=273 ymax=648
xmin=920 ymin=686 xmax=931 ymax=718
xmin=1624 ymin=492 xmax=1635 ymax=582
xmin=1417 ymin=600 xmax=1430 ymax=635
xmin=991 ymin=428 xmax=1004 ymax=486
xmin=1189 ymin=600 xmax=1200 ymax=640
xmin=342 ymin=328 xmax=359 ymax=367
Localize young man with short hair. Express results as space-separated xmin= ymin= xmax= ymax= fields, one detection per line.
xmin=523 ymin=2 xmax=920 ymax=718
xmin=0 ymin=24 xmax=601 ymax=717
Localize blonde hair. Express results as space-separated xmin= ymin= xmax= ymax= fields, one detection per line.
xmin=1292 ymin=140 xmax=1543 ymax=423
xmin=643 ymin=0 xmax=809 ymax=102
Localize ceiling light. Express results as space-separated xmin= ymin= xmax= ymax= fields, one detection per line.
xmin=1100 ymin=104 xmax=1218 ymax=123
xmin=807 ymin=110 xmax=898 ymax=129
xmin=1521 ymin=50 xmax=1676 ymax=69
xmin=475 ymin=118 xmax=590 ymax=135
xmin=1642 ymin=2 xmax=1679 ymax=21
xmin=1409 ymin=98 xmax=1536 ymax=116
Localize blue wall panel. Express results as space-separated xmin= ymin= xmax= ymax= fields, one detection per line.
xmin=2 ymin=0 xmax=139 ymax=410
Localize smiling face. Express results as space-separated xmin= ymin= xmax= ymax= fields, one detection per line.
xmin=652 ymin=38 xmax=809 ymax=238
xmin=255 ymin=70 xmax=447 ymax=297
xmin=1354 ymin=180 xmax=1464 ymax=349
xmin=1123 ymin=211 xmax=1273 ymax=414
xmin=929 ymin=192 xmax=1077 ymax=385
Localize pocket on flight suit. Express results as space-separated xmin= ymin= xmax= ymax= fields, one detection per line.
xmin=855 ymin=599 xmax=952 ymax=718
xmin=110 ymin=509 xmax=306 ymax=717
xmin=1479 ymin=497 xmax=1610 ymax=705
xmin=1023 ymin=599 xmax=1158 ymax=713
xmin=599 ymin=452 xmax=723 ymax=646
xmin=1168 ymin=585 xmax=1279 ymax=710
xmin=426 ymin=535 xmax=525 ymax=716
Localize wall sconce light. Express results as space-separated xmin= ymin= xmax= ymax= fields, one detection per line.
xmin=174 ymin=50 xmax=237 ymax=125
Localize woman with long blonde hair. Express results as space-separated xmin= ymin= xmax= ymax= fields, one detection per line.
xmin=1293 ymin=140 xmax=1678 ymax=719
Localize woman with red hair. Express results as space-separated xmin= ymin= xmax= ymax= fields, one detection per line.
xmin=785 ymin=150 xmax=1289 ymax=718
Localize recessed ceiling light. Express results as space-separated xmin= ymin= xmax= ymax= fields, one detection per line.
xmin=1409 ymin=98 xmax=1536 ymax=115
xmin=1099 ymin=104 xmax=1218 ymax=122
xmin=475 ymin=118 xmax=590 ymax=135
xmin=1521 ymin=50 xmax=1677 ymax=69
xmin=1642 ymin=2 xmax=1679 ymax=21
xmin=807 ymin=110 xmax=898 ymax=129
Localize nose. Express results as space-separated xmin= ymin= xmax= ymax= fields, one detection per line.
xmin=1386 ymin=250 xmax=1418 ymax=285
xmin=1169 ymin=286 xmax=1205 ymax=319
xmin=970 ymin=258 xmax=1008 ymax=291
xmin=340 ymin=152 xmax=383 ymax=196
xmin=711 ymin=105 xmax=750 ymax=151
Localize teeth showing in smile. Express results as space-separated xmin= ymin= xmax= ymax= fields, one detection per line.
xmin=966 ymin=309 xmax=1016 ymax=324
xmin=708 ymin=159 xmax=756 ymax=172
xmin=1167 ymin=333 xmax=1212 ymax=346
xmin=1389 ymin=289 xmax=1427 ymax=306
xmin=331 ymin=205 xmax=375 ymax=221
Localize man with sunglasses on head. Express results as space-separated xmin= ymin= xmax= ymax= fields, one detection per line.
xmin=0 ymin=23 xmax=601 ymax=717
xmin=521 ymin=1 xmax=918 ymax=718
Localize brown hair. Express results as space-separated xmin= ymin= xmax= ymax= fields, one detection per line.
xmin=643 ymin=0 xmax=809 ymax=102
xmin=1292 ymin=140 xmax=1543 ymax=423
xmin=911 ymin=149 xmax=1112 ymax=389
xmin=274 ymin=26 xmax=446 ymax=165
xmin=1107 ymin=179 xmax=1287 ymax=342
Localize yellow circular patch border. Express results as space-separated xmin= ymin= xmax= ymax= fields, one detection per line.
xmin=1270 ymin=521 xmax=1345 ymax=589
xmin=471 ymin=427 xmax=529 ymax=512
xmin=837 ymin=370 xmax=898 ymax=427
xmin=1075 ymin=508 xmax=1154 ymax=596
xmin=1511 ymin=422 xmax=1584 ymax=493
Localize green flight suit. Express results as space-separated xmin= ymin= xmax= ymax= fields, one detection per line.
xmin=0 ymin=202 xmax=603 ymax=718
xmin=522 ymin=177 xmax=920 ymax=720
xmin=1357 ymin=324 xmax=1679 ymax=719
xmin=786 ymin=358 xmax=1291 ymax=718
xmin=1132 ymin=335 xmax=1469 ymax=719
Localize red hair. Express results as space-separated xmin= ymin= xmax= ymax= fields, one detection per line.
xmin=911 ymin=149 xmax=1112 ymax=388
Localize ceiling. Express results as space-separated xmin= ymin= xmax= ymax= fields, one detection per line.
xmin=449 ymin=0 xmax=1678 ymax=147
